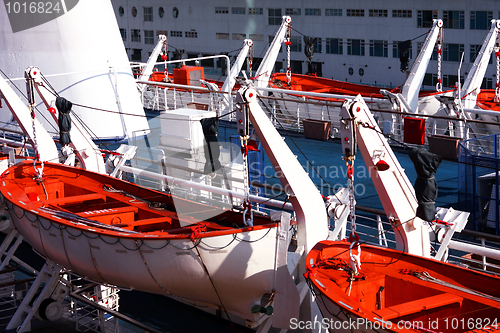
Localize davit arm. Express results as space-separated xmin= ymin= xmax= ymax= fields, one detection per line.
xmin=235 ymin=85 xmax=329 ymax=253
xmin=0 ymin=71 xmax=59 ymax=163
xmin=253 ymin=16 xmax=292 ymax=90
xmin=340 ymin=95 xmax=431 ymax=257
xmin=25 ymin=67 xmax=107 ymax=174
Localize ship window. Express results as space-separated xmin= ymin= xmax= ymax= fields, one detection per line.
xmin=185 ymin=31 xmax=198 ymax=38
xmin=346 ymin=9 xmax=364 ymax=17
xmin=131 ymin=29 xmax=141 ymax=42
xmin=326 ymin=38 xmax=343 ymax=55
xmin=216 ymin=33 xmax=229 ymax=40
xmin=470 ymin=11 xmax=493 ymax=30
xmin=131 ymin=49 xmax=142 ymax=61
xmin=268 ymin=8 xmax=282 ymax=25
xmin=325 ymin=9 xmax=342 ymax=16
xmin=305 ymin=9 xmax=321 ymax=16
xmin=170 ymin=31 xmax=182 ymax=37
xmin=347 ymin=39 xmax=365 ymax=56
xmin=359 ymin=68 xmax=364 ymax=76
xmin=119 ymin=28 xmax=126 ymax=41
xmin=348 ymin=67 xmax=354 ymax=75
xmin=215 ymin=7 xmax=229 ymax=14
xmin=369 ymin=40 xmax=388 ymax=57
xmin=423 ymin=73 xmax=438 ymax=87
xmin=172 ymin=7 xmax=179 ymax=18
xmin=232 ymin=33 xmax=247 ymax=40
xmin=443 ymin=74 xmax=462 ymax=88
xmin=483 ymin=78 xmax=493 ymax=89
xmin=118 ymin=6 xmax=124 ymax=17
xmin=369 ymin=9 xmax=387 ymax=17
xmin=285 ymin=8 xmax=301 ymax=16
xmin=417 ymin=10 xmax=437 ymax=28
xmin=442 ymin=43 xmax=464 ymax=62
xmin=312 ymin=38 xmax=322 ymax=54
xmin=392 ymin=10 xmax=412 ymax=18
xmin=290 ymin=36 xmax=302 ymax=52
xmin=131 ymin=6 xmax=137 ymax=17
xmin=144 ymin=30 xmax=154 ymax=44
xmin=248 ymin=8 xmax=263 ymax=15
xmin=232 ymin=7 xmax=245 ymax=14
xmin=249 ymin=34 xmax=264 ymax=41
xmin=144 ymin=7 xmax=153 ymax=22
xmin=158 ymin=7 xmax=164 ymax=18
xmin=290 ymin=60 xmax=302 ymax=74
xmin=443 ymin=11 xmax=464 ymax=29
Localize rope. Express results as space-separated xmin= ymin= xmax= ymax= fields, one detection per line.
xmin=193 ymin=245 xmax=237 ymax=333
xmin=412 ymin=270 xmax=500 ymax=303
xmin=136 ymin=239 xmax=172 ymax=295
xmin=256 ymin=94 xmax=340 ymax=201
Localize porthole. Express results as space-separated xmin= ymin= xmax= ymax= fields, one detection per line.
xmin=172 ymin=7 xmax=179 ymax=18
xmin=359 ymin=68 xmax=364 ymax=76
xmin=348 ymin=67 xmax=354 ymax=76
xmin=118 ymin=6 xmax=124 ymax=17
xmin=131 ymin=6 xmax=137 ymax=17
xmin=159 ymin=7 xmax=164 ymax=18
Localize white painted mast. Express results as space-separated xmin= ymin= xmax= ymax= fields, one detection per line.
xmin=461 ymin=19 xmax=500 ymax=109
xmin=401 ymin=19 xmax=444 ymax=113
xmin=253 ymin=16 xmax=292 ymax=89
xmin=222 ymin=39 xmax=253 ymax=96
xmin=138 ymin=35 xmax=167 ymax=90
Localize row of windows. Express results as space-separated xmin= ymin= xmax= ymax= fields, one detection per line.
xmin=122 ymin=28 xmax=489 ymax=64
xmin=423 ymin=74 xmax=494 ymax=89
xmin=118 ymin=6 xmax=177 ymax=20
xmin=118 ymin=6 xmax=413 ymax=20
xmin=118 ymin=6 xmax=498 ymax=31
xmin=219 ymin=7 xmax=402 ymax=17
xmin=121 ymin=29 xmax=197 ymax=43
xmin=215 ymin=33 xmax=264 ymax=41
xmin=418 ymin=10 xmax=493 ymax=29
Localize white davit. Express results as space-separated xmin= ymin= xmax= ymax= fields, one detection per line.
xmin=0 ymin=0 xmax=149 ymax=142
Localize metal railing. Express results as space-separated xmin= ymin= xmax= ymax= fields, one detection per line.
xmin=136 ymin=80 xmax=500 ymax=147
xmin=353 ymin=205 xmax=500 ymax=274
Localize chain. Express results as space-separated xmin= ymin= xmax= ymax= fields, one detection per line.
xmin=26 ymin=77 xmax=44 ymax=180
xmin=347 ymin=162 xmax=356 ymax=236
xmin=495 ymin=48 xmax=500 ymax=102
xmin=436 ymin=43 xmax=443 ymax=92
xmin=286 ymin=25 xmax=292 ymax=86
xmin=241 ymin=136 xmax=253 ymax=226
xmin=248 ymin=42 xmax=254 ymax=79
xmin=346 ymin=160 xmax=361 ymax=274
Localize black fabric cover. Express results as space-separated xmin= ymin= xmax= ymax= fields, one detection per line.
xmin=55 ymin=96 xmax=72 ymax=145
xmin=398 ymin=40 xmax=412 ymax=72
xmin=303 ymin=36 xmax=317 ymax=63
xmin=409 ymin=148 xmax=442 ymax=221
xmin=200 ymin=117 xmax=221 ymax=174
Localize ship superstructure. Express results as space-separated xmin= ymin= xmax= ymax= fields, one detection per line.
xmin=113 ymin=0 xmax=500 ymax=90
